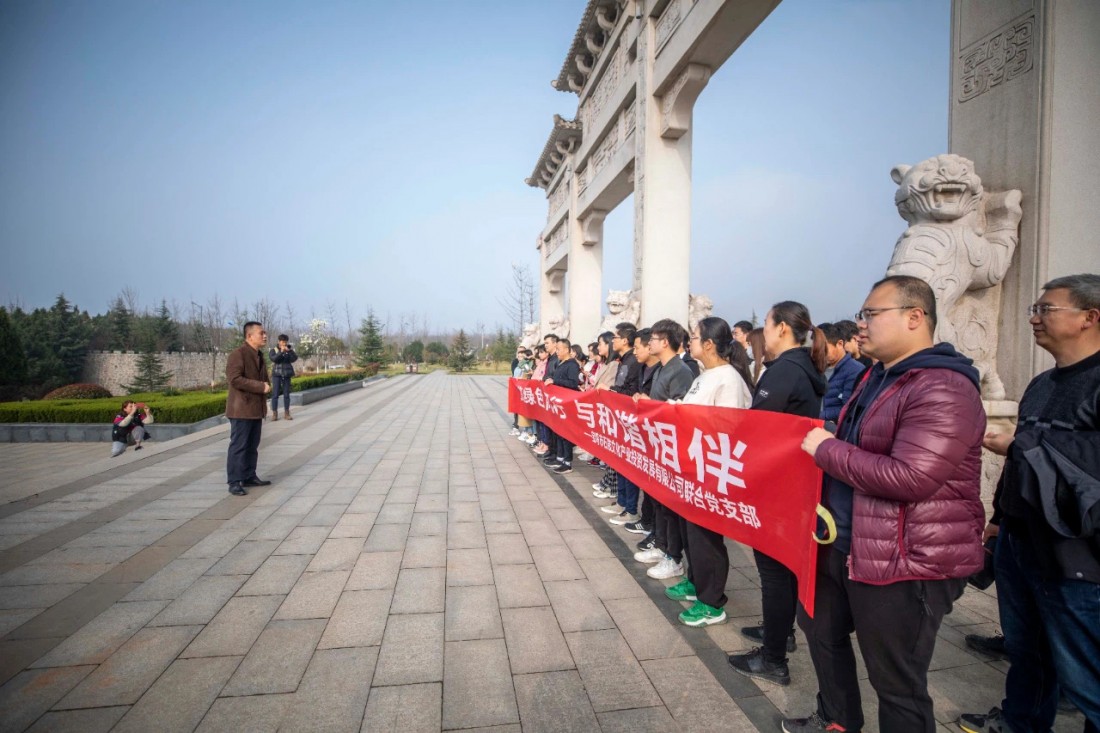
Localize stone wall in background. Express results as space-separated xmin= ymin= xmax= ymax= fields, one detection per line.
xmin=81 ymin=351 xmax=357 ymax=395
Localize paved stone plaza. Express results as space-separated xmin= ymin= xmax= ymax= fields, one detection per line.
xmin=0 ymin=373 xmax=1085 ymax=732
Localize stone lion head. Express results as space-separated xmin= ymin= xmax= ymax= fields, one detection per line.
xmin=606 ymin=290 xmax=631 ymax=314
xmin=891 ymin=154 xmax=983 ymax=225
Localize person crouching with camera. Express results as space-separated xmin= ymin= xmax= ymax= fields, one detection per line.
xmin=111 ymin=400 xmax=153 ymax=457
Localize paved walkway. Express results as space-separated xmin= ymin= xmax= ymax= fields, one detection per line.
xmin=0 ymin=373 xmax=1085 ymax=732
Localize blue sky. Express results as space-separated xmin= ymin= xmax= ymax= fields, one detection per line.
xmin=0 ymin=0 xmax=949 ymax=333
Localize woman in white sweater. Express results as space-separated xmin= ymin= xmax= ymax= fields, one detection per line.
xmin=667 ymin=316 xmax=753 ymax=626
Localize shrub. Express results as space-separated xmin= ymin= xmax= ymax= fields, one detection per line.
xmin=290 ymin=372 xmax=361 ymax=392
xmin=0 ymin=391 xmax=227 ymax=424
xmin=42 ymin=383 xmax=113 ymax=400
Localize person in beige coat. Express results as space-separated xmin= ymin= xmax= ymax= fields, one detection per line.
xmin=226 ymin=321 xmax=271 ymax=496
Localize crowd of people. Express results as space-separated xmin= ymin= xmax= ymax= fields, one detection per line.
xmin=510 ymin=273 xmax=1100 ymax=733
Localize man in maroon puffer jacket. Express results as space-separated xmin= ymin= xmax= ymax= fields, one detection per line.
xmin=784 ymin=275 xmax=986 ymax=733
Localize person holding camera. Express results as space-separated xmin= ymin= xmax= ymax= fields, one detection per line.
xmin=269 ymin=334 xmax=298 ymax=420
xmin=110 ymin=400 xmax=153 ymax=457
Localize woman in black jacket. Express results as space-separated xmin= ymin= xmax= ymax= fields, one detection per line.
xmin=728 ymin=301 xmax=827 ymax=687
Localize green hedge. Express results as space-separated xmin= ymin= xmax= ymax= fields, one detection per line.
xmin=0 ymin=392 xmax=228 ymax=424
xmin=290 ymin=373 xmax=360 ymax=392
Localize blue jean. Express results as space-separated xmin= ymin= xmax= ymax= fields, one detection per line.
xmin=271 ymin=375 xmax=292 ymax=412
xmin=996 ymin=525 xmax=1100 ymax=732
xmin=616 ymin=473 xmax=639 ymax=514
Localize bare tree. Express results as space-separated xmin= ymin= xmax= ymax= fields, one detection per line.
xmin=344 ymin=299 xmax=356 ymax=348
xmin=284 ymin=301 xmax=298 ymax=342
xmin=498 ymin=263 xmax=535 ymax=336
xmin=252 ymin=298 xmax=280 ymax=336
xmin=121 ymin=286 xmax=140 ymax=315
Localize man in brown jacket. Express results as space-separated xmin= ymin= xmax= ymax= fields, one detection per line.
xmin=226 ymin=321 xmax=271 ymax=496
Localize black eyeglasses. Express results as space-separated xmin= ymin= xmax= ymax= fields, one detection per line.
xmin=854 ymin=306 xmax=920 ymax=323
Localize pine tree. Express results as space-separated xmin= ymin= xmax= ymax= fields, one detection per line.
xmin=402 ymin=340 xmax=424 ymax=364
xmin=48 ymin=294 xmax=92 ymax=384
xmin=155 ymin=300 xmax=182 ymax=352
xmin=107 ymin=295 xmax=133 ymax=350
xmin=448 ymin=330 xmax=476 ymax=372
xmin=0 ymin=308 xmax=28 ymax=385
xmin=354 ymin=310 xmax=386 ymax=367
xmin=124 ymin=340 xmax=173 ymax=394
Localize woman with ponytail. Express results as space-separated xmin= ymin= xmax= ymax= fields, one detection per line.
xmin=666 ymin=317 xmax=754 ymax=627
xmin=727 ymin=301 xmax=827 ymax=687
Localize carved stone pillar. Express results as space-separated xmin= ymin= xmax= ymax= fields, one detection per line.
xmin=567 ymin=207 xmax=607 ymax=344
xmin=540 ymin=263 xmax=566 ymax=338
xmin=633 ymin=59 xmax=711 ymax=326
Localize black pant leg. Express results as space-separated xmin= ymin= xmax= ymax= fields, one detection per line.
xmin=664 ymin=507 xmax=685 ymax=563
xmin=797 ymin=547 xmax=863 ymax=731
xmin=753 ymin=548 xmax=798 ymax=664
xmin=685 ymin=521 xmax=728 ymax=608
xmin=849 ymin=574 xmax=966 ymax=733
xmin=244 ymin=419 xmax=262 ymax=481
xmin=227 ymin=418 xmax=251 ymax=484
xmin=640 ymin=491 xmax=655 ymax=526
xmin=650 ymin=496 xmax=668 ymax=551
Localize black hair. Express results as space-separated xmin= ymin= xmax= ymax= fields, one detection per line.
xmin=522 ymin=349 xmax=532 ymax=357
xmin=697 ymin=316 xmax=753 ymax=387
xmin=769 ymin=301 xmax=827 ymax=374
xmin=543 ymin=333 xmax=559 ymax=343
xmin=571 ymin=344 xmax=586 ymax=363
xmin=733 ymin=320 xmax=753 ymax=334
xmin=650 ymin=318 xmax=686 ymax=352
xmin=871 ymin=275 xmax=938 ymax=333
xmin=558 ymin=338 xmax=572 ymax=350
xmin=615 ymin=322 xmax=637 ymax=345
xmin=597 ymin=331 xmax=617 ymax=361
xmin=834 ymin=320 xmax=859 ymax=342
xmin=818 ymin=322 xmax=846 ymax=345
xmin=277 ymin=334 xmax=289 ymax=342
xmin=242 ymin=321 xmax=263 ymax=338
xmin=635 ymin=328 xmax=652 ymax=346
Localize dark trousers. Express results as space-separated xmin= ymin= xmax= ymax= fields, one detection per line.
xmin=227 ymin=418 xmax=262 ymax=484
xmin=797 ymin=546 xmax=965 ymax=733
xmin=270 ymin=375 xmax=292 ymax=412
xmin=554 ymin=434 xmax=573 ymax=465
xmin=996 ymin=526 xmax=1100 ymax=732
xmin=754 ymin=549 xmax=798 ymax=664
xmin=640 ymin=490 xmax=656 ymax=527
xmin=616 ymin=474 xmax=639 ymax=514
xmin=685 ymin=521 xmax=729 ymax=608
xmin=653 ymin=500 xmax=685 ymax=563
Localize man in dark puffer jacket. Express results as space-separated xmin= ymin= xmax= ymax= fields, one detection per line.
xmin=785 ymin=276 xmax=986 ymax=733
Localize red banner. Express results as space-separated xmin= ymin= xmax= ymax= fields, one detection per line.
xmin=508 ymin=378 xmax=825 ymax=616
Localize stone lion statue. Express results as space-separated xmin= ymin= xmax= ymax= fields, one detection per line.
xmin=547 ymin=314 xmax=570 ymax=340
xmin=520 ymin=323 xmax=539 ymax=350
xmin=598 ymin=289 xmax=641 ymax=334
xmin=688 ymin=293 xmax=714 ymax=331
xmin=885 ymin=154 xmax=1022 ymax=400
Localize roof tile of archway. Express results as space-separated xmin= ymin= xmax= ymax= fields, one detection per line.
xmin=550 ymin=0 xmax=624 ymax=95
xmin=525 ymin=115 xmax=583 ymax=189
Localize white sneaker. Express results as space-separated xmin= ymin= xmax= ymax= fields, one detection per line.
xmin=647 ymin=556 xmax=685 ymax=579
xmin=592 ymin=482 xmax=604 ymax=491
xmin=509 ymin=427 xmax=520 ymax=436
xmin=633 ymin=547 xmax=665 ymax=564
xmin=600 ymin=503 xmax=623 ymax=514
xmin=609 ymin=512 xmax=639 ymax=526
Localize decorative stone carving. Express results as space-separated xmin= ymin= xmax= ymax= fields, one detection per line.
xmin=520 ymin=323 xmax=540 ymax=349
xmin=655 ymin=0 xmax=685 ymax=51
xmin=546 ymin=269 xmax=565 ymax=295
xmin=547 ymin=314 xmax=571 ymax=340
xmin=580 ymin=209 xmax=608 ymax=246
xmin=660 ymin=63 xmax=711 ymax=139
xmin=688 ymin=293 xmax=714 ymax=331
xmin=885 ymin=154 xmax=1023 ymax=400
xmin=584 ymin=43 xmax=624 ymax=128
xmin=544 ymin=222 xmax=568 ymax=261
xmin=595 ymin=4 xmax=618 ymax=32
xmin=547 ymin=181 xmax=569 ymax=223
xmin=958 ymin=11 xmax=1035 ymax=103
xmin=599 ymin=290 xmax=641 ymax=334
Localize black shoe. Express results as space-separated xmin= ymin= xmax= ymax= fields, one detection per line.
xmin=635 ymin=533 xmax=655 ymax=551
xmin=553 ymin=463 xmax=573 ymax=474
xmin=741 ymin=624 xmax=797 ymax=653
xmin=957 ymin=707 xmax=1004 ymax=733
xmin=623 ymin=521 xmax=649 ymax=535
xmin=728 ymin=647 xmax=790 ymax=686
xmin=228 ymin=482 xmax=248 ymax=496
xmin=782 ymin=712 xmax=852 ymax=732
xmin=586 ymin=457 xmax=601 ymax=466
xmin=242 ymin=477 xmax=271 ymax=487
xmin=542 ymin=455 xmax=561 ymax=466
xmin=964 ymin=633 xmax=1007 ymax=660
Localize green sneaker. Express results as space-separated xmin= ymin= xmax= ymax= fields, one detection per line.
xmin=665 ymin=579 xmax=697 ymax=601
xmin=679 ymin=601 xmax=727 ymax=627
